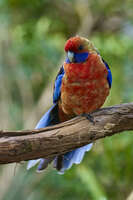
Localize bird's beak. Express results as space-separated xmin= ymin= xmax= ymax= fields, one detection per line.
xmin=67 ymin=51 xmax=74 ymax=63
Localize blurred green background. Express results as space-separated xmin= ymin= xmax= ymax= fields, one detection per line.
xmin=0 ymin=0 xmax=133 ymax=199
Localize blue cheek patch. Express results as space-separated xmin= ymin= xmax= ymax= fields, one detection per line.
xmin=74 ymin=52 xmax=89 ymax=63
xmin=66 ymin=52 xmax=89 ymax=63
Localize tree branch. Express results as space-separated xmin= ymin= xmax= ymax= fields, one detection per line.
xmin=0 ymin=103 xmax=133 ymax=164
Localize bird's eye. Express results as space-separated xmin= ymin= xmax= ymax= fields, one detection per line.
xmin=78 ymin=45 xmax=83 ymax=51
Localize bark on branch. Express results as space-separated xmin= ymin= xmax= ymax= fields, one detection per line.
xmin=0 ymin=103 xmax=133 ymax=165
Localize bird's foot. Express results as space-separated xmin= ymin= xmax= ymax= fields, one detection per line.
xmin=81 ymin=113 xmax=95 ymax=124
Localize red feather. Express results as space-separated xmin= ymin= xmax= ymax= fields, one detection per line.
xmin=59 ymin=53 xmax=109 ymax=117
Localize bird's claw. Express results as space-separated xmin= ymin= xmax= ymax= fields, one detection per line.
xmin=81 ymin=113 xmax=95 ymax=124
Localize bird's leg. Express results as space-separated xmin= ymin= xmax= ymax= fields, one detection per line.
xmin=81 ymin=113 xmax=95 ymax=124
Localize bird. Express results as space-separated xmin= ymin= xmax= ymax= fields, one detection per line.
xmin=27 ymin=36 xmax=112 ymax=174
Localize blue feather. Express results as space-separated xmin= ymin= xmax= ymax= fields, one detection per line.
xmin=74 ymin=52 xmax=89 ymax=63
xmin=27 ymin=159 xmax=41 ymax=170
xmin=66 ymin=52 xmax=89 ymax=63
xmin=53 ymin=66 xmax=64 ymax=103
xmin=27 ymin=101 xmax=93 ymax=173
xmin=102 ymin=59 xmax=112 ymax=88
xmin=35 ymin=105 xmax=56 ymax=129
xmin=27 ymin=104 xmax=59 ymax=171
xmin=27 ymin=65 xmax=65 ymax=172
xmin=57 ymin=143 xmax=93 ymax=174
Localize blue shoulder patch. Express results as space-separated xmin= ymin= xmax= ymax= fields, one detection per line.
xmin=53 ymin=66 xmax=64 ymax=103
xmin=102 ymin=59 xmax=112 ymax=88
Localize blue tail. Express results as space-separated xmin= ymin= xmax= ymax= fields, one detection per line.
xmin=54 ymin=143 xmax=93 ymax=174
xmin=27 ymin=104 xmax=59 ymax=171
xmin=27 ymin=104 xmax=93 ymax=173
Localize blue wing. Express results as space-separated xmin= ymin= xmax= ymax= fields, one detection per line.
xmin=27 ymin=66 xmax=65 ymax=172
xmin=53 ymin=66 xmax=64 ymax=103
xmin=102 ymin=59 xmax=112 ymax=88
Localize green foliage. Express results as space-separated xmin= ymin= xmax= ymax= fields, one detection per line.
xmin=0 ymin=0 xmax=133 ymax=200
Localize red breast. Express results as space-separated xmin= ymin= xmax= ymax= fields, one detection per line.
xmin=59 ymin=53 xmax=110 ymax=118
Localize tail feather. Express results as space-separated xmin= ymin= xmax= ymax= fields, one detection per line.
xmin=35 ymin=104 xmax=59 ymax=129
xmin=37 ymin=158 xmax=54 ymax=172
xmin=27 ymin=103 xmax=93 ymax=174
xmin=55 ymin=143 xmax=93 ymax=174
xmin=27 ymin=159 xmax=41 ymax=170
xmin=27 ymin=104 xmax=59 ymax=172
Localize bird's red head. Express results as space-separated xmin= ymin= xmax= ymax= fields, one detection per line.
xmin=64 ymin=36 xmax=96 ymax=53
xmin=65 ymin=36 xmax=85 ymax=53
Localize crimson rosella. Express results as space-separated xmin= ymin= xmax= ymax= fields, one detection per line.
xmin=27 ymin=36 xmax=112 ymax=174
